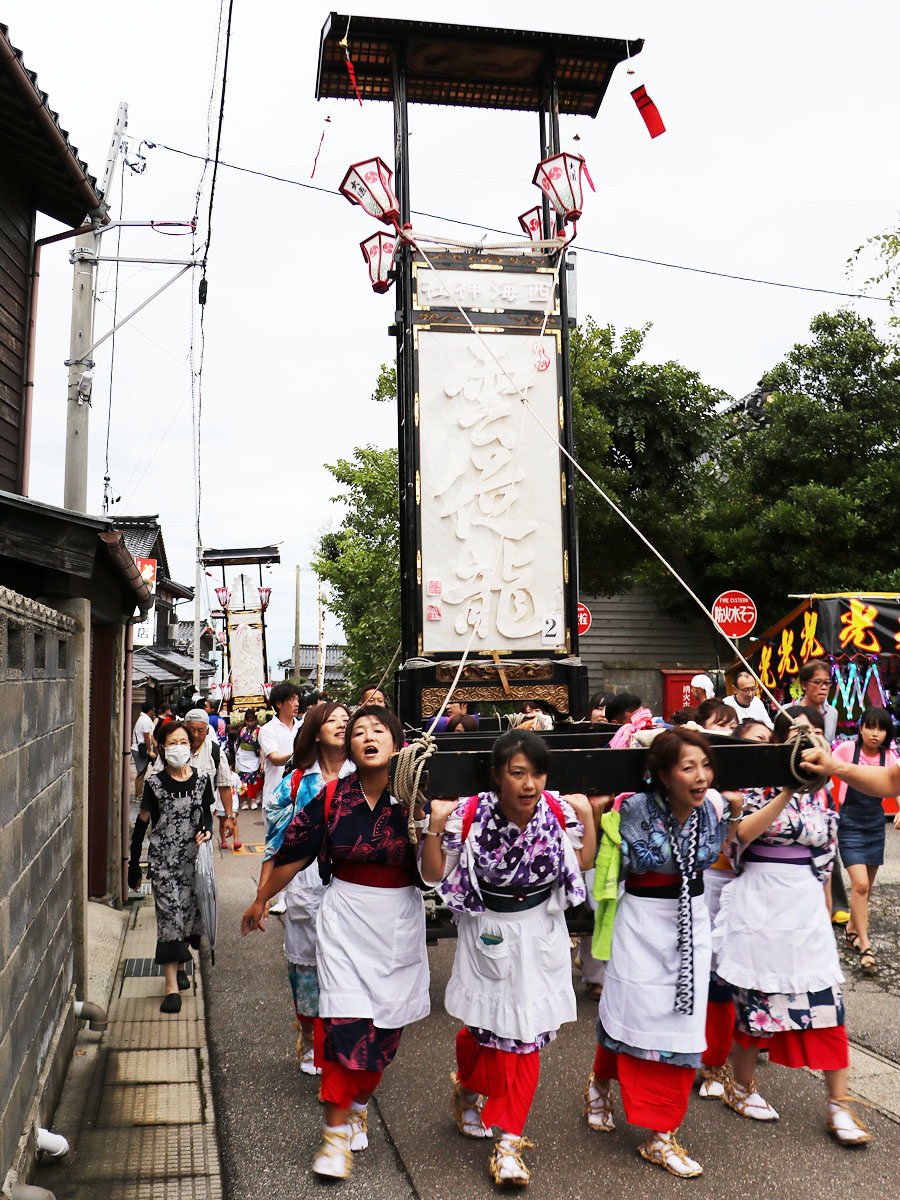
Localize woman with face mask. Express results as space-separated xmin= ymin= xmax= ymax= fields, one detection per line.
xmin=127 ymin=720 xmax=215 ymax=1013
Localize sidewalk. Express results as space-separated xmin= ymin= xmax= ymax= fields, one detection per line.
xmin=35 ymin=895 xmax=223 ymax=1199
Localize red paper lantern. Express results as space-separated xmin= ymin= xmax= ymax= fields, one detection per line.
xmin=215 ymin=586 xmax=231 ymax=609
xmin=220 ymin=682 xmax=232 ymax=701
xmin=216 ymin=630 xmax=227 ymax=647
xmin=518 ymin=207 xmax=543 ymax=241
xmin=258 ymin=586 xmax=272 ymax=611
xmin=340 ymin=157 xmax=400 ymax=227
xmin=360 ymin=231 xmax=396 ymax=293
xmin=532 ymin=153 xmax=594 ymax=223
xmin=262 ymin=681 xmax=274 ymax=701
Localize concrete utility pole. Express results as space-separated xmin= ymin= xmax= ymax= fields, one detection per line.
xmin=316 ymin=579 xmax=326 ymax=692
xmin=294 ymin=565 xmax=301 ymax=681
xmin=63 ymin=102 xmax=127 ymax=513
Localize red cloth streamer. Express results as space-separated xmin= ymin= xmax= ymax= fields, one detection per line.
xmin=344 ymin=48 xmax=363 ymax=106
xmin=631 ymin=85 xmax=666 ymax=138
xmin=593 ymin=1045 xmax=693 ymax=1131
xmin=456 ymin=1028 xmax=540 ymax=1136
xmin=310 ymin=127 xmax=327 ymax=178
xmin=320 ymin=1060 xmax=383 ymax=1109
xmin=733 ymin=1025 xmax=849 ymax=1071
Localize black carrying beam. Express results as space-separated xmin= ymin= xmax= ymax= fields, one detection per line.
xmin=408 ymin=742 xmax=799 ymax=796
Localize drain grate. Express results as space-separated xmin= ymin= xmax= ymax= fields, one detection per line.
xmin=124 ymin=958 xmax=194 ymax=979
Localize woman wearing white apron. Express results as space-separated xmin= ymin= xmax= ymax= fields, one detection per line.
xmin=714 ymin=706 xmax=870 ymax=1145
xmin=422 ymin=730 xmax=595 ymax=1188
xmin=262 ymin=701 xmax=351 ymax=1074
xmin=587 ymin=728 xmax=729 ymax=1179
xmin=242 ymin=705 xmax=429 ymax=1180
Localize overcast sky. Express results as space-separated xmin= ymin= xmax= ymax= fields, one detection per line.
xmin=6 ymin=0 xmax=899 ymax=671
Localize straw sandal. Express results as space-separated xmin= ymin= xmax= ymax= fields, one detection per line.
xmin=723 ymin=1077 xmax=779 ymax=1121
xmin=347 ymin=1105 xmax=369 ymax=1152
xmin=489 ymin=1135 xmax=534 ymax=1187
xmin=827 ymin=1096 xmax=870 ymax=1146
xmin=451 ymin=1071 xmax=492 ymax=1138
xmin=583 ymin=1074 xmax=615 ymax=1131
xmin=859 ymin=948 xmax=878 ymax=976
xmin=638 ymin=1131 xmax=702 ymax=1178
xmin=311 ymin=1125 xmax=352 ymax=1179
xmin=296 ymin=1023 xmax=320 ymax=1075
xmin=698 ymin=1064 xmax=731 ymax=1099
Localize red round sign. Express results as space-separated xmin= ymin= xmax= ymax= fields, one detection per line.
xmin=712 ymin=590 xmax=757 ymax=638
xmin=577 ymin=602 xmax=592 ymax=635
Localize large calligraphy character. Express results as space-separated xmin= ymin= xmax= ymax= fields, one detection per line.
xmin=838 ymin=598 xmax=882 ymax=653
xmin=799 ymin=609 xmax=825 ymax=661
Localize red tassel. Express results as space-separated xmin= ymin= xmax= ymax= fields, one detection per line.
xmin=631 ymin=85 xmax=666 ymax=138
xmin=344 ymin=49 xmax=363 ymax=107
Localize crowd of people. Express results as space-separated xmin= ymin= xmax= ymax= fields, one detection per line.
xmin=129 ymin=660 xmax=898 ymax=1184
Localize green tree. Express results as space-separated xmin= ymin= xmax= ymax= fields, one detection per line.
xmin=313 ymin=446 xmax=400 ymax=701
xmin=696 ymin=310 xmax=900 ymax=625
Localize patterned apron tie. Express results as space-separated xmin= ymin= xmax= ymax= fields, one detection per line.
xmin=666 ymin=809 xmax=700 ymax=1015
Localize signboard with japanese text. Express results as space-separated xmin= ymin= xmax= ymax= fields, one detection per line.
xmin=135 ymin=557 xmax=158 ymax=592
xmin=712 ymin=590 xmax=756 ymax=639
xmin=133 ymin=605 xmax=155 ymax=647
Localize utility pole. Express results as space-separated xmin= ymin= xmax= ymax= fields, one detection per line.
xmin=193 ymin=550 xmax=203 ymax=695
xmin=316 ymin=579 xmax=326 ymax=692
xmin=63 ymin=102 xmax=127 ymax=513
xmin=294 ymin=565 xmax=301 ymax=682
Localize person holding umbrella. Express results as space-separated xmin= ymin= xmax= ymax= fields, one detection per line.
xmin=128 ymin=720 xmax=215 ymax=1013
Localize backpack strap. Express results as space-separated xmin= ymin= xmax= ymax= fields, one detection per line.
xmin=459 ymin=794 xmax=480 ymax=844
xmin=323 ymin=776 xmax=340 ymax=826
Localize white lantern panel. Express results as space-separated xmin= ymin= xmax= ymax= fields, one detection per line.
xmin=415 ymin=268 xmax=556 ymax=313
xmin=417 ymin=329 xmax=566 ymax=653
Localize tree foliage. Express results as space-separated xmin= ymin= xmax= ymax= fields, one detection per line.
xmin=313 ymin=446 xmax=400 ymax=702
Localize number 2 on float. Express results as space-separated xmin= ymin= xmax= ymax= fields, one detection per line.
xmin=542 ymin=613 xmax=563 ymax=647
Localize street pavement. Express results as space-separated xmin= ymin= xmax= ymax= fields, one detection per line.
xmin=204 ymin=814 xmax=900 ymax=1200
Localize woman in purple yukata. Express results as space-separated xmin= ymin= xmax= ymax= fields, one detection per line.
xmin=421 ymin=729 xmax=595 ymax=1188
xmin=242 ymin=705 xmax=429 ymax=1180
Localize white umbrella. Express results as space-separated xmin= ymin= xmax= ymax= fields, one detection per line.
xmin=194 ymin=838 xmax=218 ymax=964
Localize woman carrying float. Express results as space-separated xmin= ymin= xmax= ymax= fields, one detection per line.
xmin=422 ymin=729 xmax=595 ymax=1188
xmin=242 ymin=705 xmax=429 ymax=1179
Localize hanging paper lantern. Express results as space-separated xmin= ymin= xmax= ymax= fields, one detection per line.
xmin=258 ymin=586 xmax=272 ymax=611
xmin=220 ymin=682 xmax=233 ymax=701
xmin=360 ymin=231 xmax=396 ymax=293
xmin=339 ymin=157 xmax=400 ymax=227
xmin=215 ymin=586 xmax=231 ymax=609
xmin=262 ymin=681 xmax=274 ymax=701
xmin=216 ymin=630 xmax=227 ymax=647
xmin=532 ymin=152 xmax=594 ymax=223
xmin=518 ymin=207 xmax=543 ymax=241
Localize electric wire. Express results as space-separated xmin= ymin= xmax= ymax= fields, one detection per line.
xmin=149 ymin=142 xmax=893 ymax=304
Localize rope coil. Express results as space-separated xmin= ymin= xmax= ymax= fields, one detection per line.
xmin=785 ymin=723 xmax=830 ymax=794
xmin=391 ymin=734 xmax=438 ymax=843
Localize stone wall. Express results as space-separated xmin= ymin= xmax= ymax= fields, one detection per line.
xmin=0 ymin=586 xmax=76 ymax=1180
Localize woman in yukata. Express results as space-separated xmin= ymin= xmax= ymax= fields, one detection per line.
xmin=585 ymin=727 xmax=736 ymax=1179
xmin=713 ymin=705 xmax=870 ymax=1145
xmin=261 ymin=700 xmax=353 ymax=1075
xmin=421 ymin=729 xmax=595 ymax=1188
xmin=241 ymin=705 xmax=429 ymax=1180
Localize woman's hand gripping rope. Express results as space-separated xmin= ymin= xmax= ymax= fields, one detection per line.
xmin=391 ymin=733 xmax=439 ymax=843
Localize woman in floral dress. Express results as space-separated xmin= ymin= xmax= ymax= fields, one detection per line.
xmin=713 ymin=705 xmax=870 ymax=1145
xmin=422 ymin=730 xmax=595 ymax=1188
xmin=241 ymin=705 xmax=429 ymax=1180
xmin=128 ymin=720 xmax=214 ymax=1013
xmin=586 ymin=727 xmax=732 ymax=1179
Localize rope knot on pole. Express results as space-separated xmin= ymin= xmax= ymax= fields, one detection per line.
xmin=785 ymin=723 xmax=830 ymax=794
xmin=391 ymin=733 xmax=438 ymax=843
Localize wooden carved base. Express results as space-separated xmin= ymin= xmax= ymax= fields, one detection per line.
xmin=434 ymin=661 xmax=555 ymax=683
xmin=421 ymin=684 xmax=570 ymax=717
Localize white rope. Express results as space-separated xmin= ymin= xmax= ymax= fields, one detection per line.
xmin=403 ymin=234 xmax=791 ymax=722
xmin=401 ymin=226 xmax=567 ymax=255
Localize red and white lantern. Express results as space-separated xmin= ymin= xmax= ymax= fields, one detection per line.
xmin=216 ymin=630 xmax=227 ymax=647
xmin=262 ymin=681 xmax=274 ymax=701
xmin=340 ymin=157 xmax=400 ymax=227
xmin=215 ymin=586 xmax=231 ymax=609
xmin=518 ymin=206 xmax=543 ymax=241
xmin=258 ymin=586 xmax=272 ymax=611
xmin=532 ymin=152 xmax=594 ymax=223
xmin=360 ymin=231 xmax=396 ymax=293
xmin=220 ymin=682 xmax=233 ymax=701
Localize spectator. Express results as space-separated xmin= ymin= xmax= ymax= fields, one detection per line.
xmin=589 ymin=692 xmax=617 ymax=723
xmin=204 ymin=696 xmax=230 ymax=750
xmin=798 ymin=660 xmax=838 ymax=742
xmin=152 ymin=702 xmax=173 ymax=745
xmin=434 ymin=700 xmax=478 ymax=732
xmin=131 ymin=703 xmax=156 ymax=800
xmin=723 ymin=671 xmax=773 ymax=729
xmin=358 ymin=683 xmax=391 ymax=709
xmin=146 ymin=707 xmax=234 ymax=836
xmin=690 ymin=674 xmax=716 ymax=704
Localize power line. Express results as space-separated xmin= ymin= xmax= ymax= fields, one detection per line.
xmin=150 ymin=141 xmax=893 ymax=304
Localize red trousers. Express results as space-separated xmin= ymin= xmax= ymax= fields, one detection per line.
xmin=593 ymin=1044 xmax=693 ymax=1132
xmin=456 ymin=1028 xmax=540 ymax=1137
xmin=702 ymin=999 xmax=735 ymax=1068
xmin=733 ymin=1024 xmax=848 ymax=1070
xmin=320 ymin=1060 xmax=383 ymax=1109
xmin=298 ymin=1016 xmax=326 ymax=1068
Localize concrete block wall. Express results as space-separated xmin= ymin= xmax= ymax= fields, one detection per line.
xmin=0 ymin=586 xmax=77 ymax=1180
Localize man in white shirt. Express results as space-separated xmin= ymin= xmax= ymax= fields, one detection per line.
xmin=723 ymin=670 xmax=774 ymax=729
xmin=257 ymin=683 xmax=301 ymax=913
xmin=131 ymin=703 xmax=156 ymax=799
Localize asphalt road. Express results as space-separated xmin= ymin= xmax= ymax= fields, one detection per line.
xmin=203 ymin=815 xmax=900 ymax=1200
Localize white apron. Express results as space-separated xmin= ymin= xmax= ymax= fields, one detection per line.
xmin=713 ymin=862 xmax=843 ymax=994
xmin=444 ymin=900 xmax=577 ymax=1043
xmin=703 ymin=866 xmax=735 ymax=974
xmin=316 ymin=876 xmax=430 ymax=1028
xmin=283 ymin=862 xmax=325 ymax=966
xmin=598 ymin=892 xmax=711 ymax=1055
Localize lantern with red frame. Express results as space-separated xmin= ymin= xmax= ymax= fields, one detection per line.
xmin=340 ymin=157 xmax=400 ymax=227
xmin=518 ymin=207 xmax=543 ymax=241
xmin=262 ymin=681 xmax=274 ymax=701
xmin=258 ymin=586 xmax=272 ymax=612
xmin=532 ymin=152 xmax=594 ymax=223
xmin=216 ymin=630 xmax=227 ymax=647
xmin=220 ymin=682 xmax=233 ymax=701
xmin=360 ymin=232 xmax=396 ymax=293
xmin=215 ymin=586 xmax=231 ymax=609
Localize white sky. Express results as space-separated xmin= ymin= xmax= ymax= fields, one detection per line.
xmin=6 ymin=0 xmax=899 ymax=669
